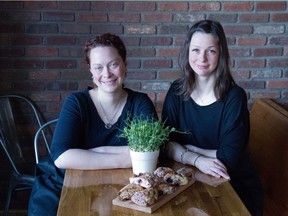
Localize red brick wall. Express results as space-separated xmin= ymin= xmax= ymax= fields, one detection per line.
xmin=0 ymin=1 xmax=287 ymax=116
xmin=0 ymin=1 xmax=287 ymax=211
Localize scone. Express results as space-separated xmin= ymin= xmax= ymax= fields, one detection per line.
xmin=157 ymin=183 xmax=176 ymax=196
xmin=154 ymin=167 xmax=175 ymax=178
xmin=163 ymin=173 xmax=188 ymax=186
xmin=129 ymin=172 xmax=160 ymax=188
xmin=117 ymin=183 xmax=144 ymax=201
xmin=131 ymin=187 xmax=158 ymax=206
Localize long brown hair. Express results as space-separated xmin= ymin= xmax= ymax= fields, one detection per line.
xmin=176 ymin=20 xmax=235 ymax=101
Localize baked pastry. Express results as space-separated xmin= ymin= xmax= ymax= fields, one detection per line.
xmin=157 ymin=183 xmax=176 ymax=196
xmin=154 ymin=167 xmax=175 ymax=178
xmin=176 ymin=167 xmax=193 ymax=177
xmin=163 ymin=172 xmax=188 ymax=186
xmin=117 ymin=183 xmax=144 ymax=201
xmin=117 ymin=167 xmax=192 ymax=207
xmin=129 ymin=172 xmax=160 ymax=188
xmin=131 ymin=187 xmax=158 ymax=206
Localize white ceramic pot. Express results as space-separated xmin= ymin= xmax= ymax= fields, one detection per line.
xmin=130 ymin=149 xmax=160 ymax=175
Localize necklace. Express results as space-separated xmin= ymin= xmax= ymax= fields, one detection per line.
xmin=98 ymin=91 xmax=123 ymax=129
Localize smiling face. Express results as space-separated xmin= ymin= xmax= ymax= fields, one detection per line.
xmin=90 ymin=46 xmax=126 ymax=93
xmin=189 ymin=32 xmax=219 ymax=77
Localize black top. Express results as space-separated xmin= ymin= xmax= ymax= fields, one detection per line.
xmin=162 ymin=81 xmax=263 ymax=215
xmin=28 ymin=87 xmax=158 ymax=216
xmin=162 ymin=82 xmax=250 ymax=176
xmin=50 ymin=87 xmax=158 ymax=162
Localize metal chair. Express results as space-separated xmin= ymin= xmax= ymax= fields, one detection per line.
xmin=34 ymin=118 xmax=58 ymax=164
xmin=0 ymin=95 xmax=44 ymax=216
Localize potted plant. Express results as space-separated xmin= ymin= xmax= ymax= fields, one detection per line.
xmin=121 ymin=115 xmax=177 ymax=175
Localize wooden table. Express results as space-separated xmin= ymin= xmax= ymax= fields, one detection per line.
xmin=57 ymin=161 xmax=251 ymax=216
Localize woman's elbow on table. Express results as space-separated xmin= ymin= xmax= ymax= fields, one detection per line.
xmin=54 ymin=154 xmax=67 ymax=169
xmin=54 ymin=149 xmax=77 ymax=169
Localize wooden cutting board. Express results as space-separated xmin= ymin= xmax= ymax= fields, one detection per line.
xmin=112 ymin=178 xmax=195 ymax=213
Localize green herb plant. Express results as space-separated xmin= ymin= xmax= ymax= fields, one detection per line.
xmin=121 ymin=116 xmax=177 ymax=152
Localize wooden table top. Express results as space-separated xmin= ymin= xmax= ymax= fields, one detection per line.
xmin=57 ymin=161 xmax=251 ymax=216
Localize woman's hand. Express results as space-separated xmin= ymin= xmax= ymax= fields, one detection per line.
xmin=166 ymin=142 xmax=230 ymax=180
xmin=193 ymin=169 xmax=228 ymax=187
xmin=194 ymin=156 xmax=230 ymax=180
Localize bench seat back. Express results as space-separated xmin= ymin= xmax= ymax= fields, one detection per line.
xmin=248 ymin=99 xmax=288 ymax=215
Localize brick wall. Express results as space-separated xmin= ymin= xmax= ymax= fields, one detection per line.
xmin=0 ymin=0 xmax=287 ymax=211
xmin=1 ymin=1 xmax=287 ymax=118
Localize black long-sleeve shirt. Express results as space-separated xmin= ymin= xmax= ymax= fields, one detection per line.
xmin=50 ymin=87 xmax=158 ymax=162
xmin=162 ymin=82 xmax=250 ymax=175
xmin=162 ymin=81 xmax=263 ymax=216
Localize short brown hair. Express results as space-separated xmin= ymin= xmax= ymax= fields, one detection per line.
xmin=84 ymin=33 xmax=127 ymax=65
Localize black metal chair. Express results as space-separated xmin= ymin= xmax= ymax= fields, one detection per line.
xmin=0 ymin=95 xmax=44 ymax=216
xmin=34 ymin=118 xmax=58 ymax=164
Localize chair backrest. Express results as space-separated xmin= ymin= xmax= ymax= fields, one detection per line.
xmin=0 ymin=95 xmax=43 ymax=175
xmin=0 ymin=98 xmax=23 ymax=174
xmin=34 ymin=119 xmax=58 ymax=164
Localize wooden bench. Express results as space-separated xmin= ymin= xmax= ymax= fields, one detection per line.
xmin=248 ymin=99 xmax=288 ymax=215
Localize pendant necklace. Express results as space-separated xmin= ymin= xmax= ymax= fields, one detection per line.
xmin=98 ymin=91 xmax=123 ymax=129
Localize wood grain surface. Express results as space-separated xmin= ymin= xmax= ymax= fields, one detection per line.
xmin=57 ymin=162 xmax=251 ymax=216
